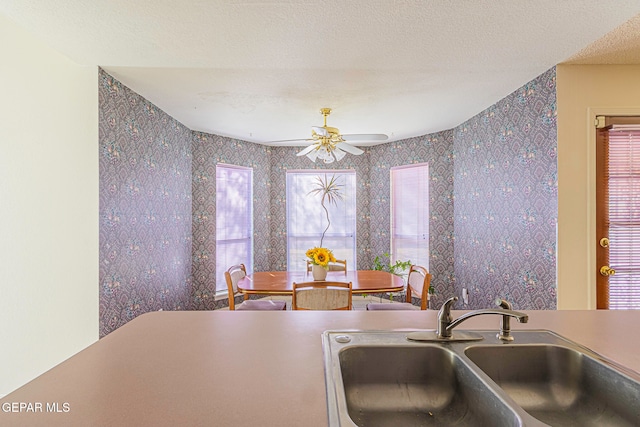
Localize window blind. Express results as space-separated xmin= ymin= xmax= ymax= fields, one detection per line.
xmin=286 ymin=170 xmax=356 ymax=271
xmin=608 ymin=127 xmax=640 ymax=309
xmin=391 ymin=163 xmax=429 ymax=269
xmin=216 ymin=164 xmax=253 ymax=294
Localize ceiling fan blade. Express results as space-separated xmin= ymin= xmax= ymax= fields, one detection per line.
xmin=311 ymin=126 xmax=329 ymax=137
xmin=267 ymin=138 xmax=313 ymax=146
xmin=341 ymin=133 xmax=388 ymax=142
xmin=336 ymin=142 xmax=364 ymax=155
xmin=296 ymin=144 xmax=318 ymax=156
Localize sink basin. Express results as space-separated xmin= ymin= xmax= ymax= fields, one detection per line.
xmin=465 ymin=344 xmax=640 ymax=427
xmin=339 ymin=345 xmax=519 ymax=426
xmin=323 ymin=330 xmax=640 ymax=427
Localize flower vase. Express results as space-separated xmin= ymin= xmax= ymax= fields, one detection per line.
xmin=311 ymin=264 xmax=328 ymax=281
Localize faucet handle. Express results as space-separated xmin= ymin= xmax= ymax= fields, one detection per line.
xmin=495 ymin=298 xmax=513 ymax=310
xmin=495 ymin=298 xmax=516 ymax=341
xmin=438 ymin=296 xmax=459 ymax=320
xmin=436 ymin=296 xmax=459 ymax=339
xmin=443 ymin=296 xmax=459 ymax=308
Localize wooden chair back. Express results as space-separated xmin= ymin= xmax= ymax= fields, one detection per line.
xmin=292 ymin=281 xmax=352 ymax=310
xmin=224 ymin=264 xmax=247 ymax=310
xmin=405 ymin=265 xmax=432 ymax=310
xmin=329 ymin=259 xmax=347 ymax=273
xmin=306 ymin=259 xmax=347 ymax=274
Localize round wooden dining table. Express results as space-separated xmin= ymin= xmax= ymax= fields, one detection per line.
xmin=237 ymin=270 xmax=405 ymax=296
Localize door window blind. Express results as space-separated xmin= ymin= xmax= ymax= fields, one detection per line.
xmin=608 ymin=126 xmax=640 ymax=309
xmin=216 ymin=164 xmax=253 ymax=294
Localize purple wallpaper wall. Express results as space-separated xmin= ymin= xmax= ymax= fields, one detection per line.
xmin=99 ymin=66 xmax=557 ymax=334
xmin=191 ymin=132 xmax=270 ymax=310
xmin=99 ymin=70 xmax=193 ymax=337
xmin=368 ymin=133 xmax=455 ymax=309
xmin=453 ymin=67 xmax=557 ymax=310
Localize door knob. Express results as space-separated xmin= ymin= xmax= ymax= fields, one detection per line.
xmin=600 ymin=266 xmax=616 ymax=277
xmin=599 ymin=238 xmax=610 ymax=248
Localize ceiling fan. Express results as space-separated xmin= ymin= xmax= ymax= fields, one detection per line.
xmin=269 ymin=108 xmax=388 ymax=163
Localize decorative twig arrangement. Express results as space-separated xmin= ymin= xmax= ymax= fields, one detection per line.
xmin=308 ymin=174 xmax=343 ymax=247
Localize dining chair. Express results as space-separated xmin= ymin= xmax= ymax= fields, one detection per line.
xmin=366 ymin=265 xmax=432 ymax=310
xmin=225 ymin=264 xmax=287 ymax=310
xmin=306 ymin=259 xmax=347 ymax=274
xmin=292 ymin=281 xmax=352 ymax=310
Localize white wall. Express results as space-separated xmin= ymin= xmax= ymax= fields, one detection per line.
xmin=0 ymin=14 xmax=98 ymax=396
xmin=556 ymin=64 xmax=640 ymax=309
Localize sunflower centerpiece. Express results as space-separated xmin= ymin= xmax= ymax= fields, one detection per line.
xmin=307 ymin=247 xmax=337 ymax=268
xmin=306 ymin=247 xmax=336 ymax=280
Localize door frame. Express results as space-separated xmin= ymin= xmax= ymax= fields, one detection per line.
xmin=586 ymin=107 xmax=640 ymax=309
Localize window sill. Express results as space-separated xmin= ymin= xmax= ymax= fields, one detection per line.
xmin=214 ymin=291 xmax=229 ymax=301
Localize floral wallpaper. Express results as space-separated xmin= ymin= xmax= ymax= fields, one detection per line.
xmin=453 ymin=67 xmax=557 ymax=310
xmin=191 ymin=132 xmax=270 ymax=310
xmin=99 ymin=69 xmax=193 ymax=337
xmin=368 ymin=133 xmax=455 ymax=309
xmin=99 ymin=66 xmax=557 ymax=335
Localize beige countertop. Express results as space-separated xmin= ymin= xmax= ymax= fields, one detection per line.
xmin=2 ymin=309 xmax=640 ymax=426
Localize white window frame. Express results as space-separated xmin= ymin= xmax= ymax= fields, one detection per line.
xmin=216 ymin=163 xmax=253 ymax=294
xmin=390 ymin=163 xmax=430 ymax=270
xmin=286 ymin=170 xmax=357 ymax=271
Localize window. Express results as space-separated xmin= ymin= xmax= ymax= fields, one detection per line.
xmin=286 ymin=170 xmax=356 ymax=271
xmin=391 ymin=163 xmax=429 ymax=269
xmin=216 ymin=164 xmax=253 ymax=294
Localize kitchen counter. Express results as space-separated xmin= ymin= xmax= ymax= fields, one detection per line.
xmin=1 ymin=309 xmax=639 ymax=426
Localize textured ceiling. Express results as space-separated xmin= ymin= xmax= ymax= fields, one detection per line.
xmin=2 ymin=1 xmax=640 ymax=146
xmin=565 ymin=12 xmax=640 ymax=64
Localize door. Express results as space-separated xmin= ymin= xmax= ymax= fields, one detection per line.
xmin=595 ymin=116 xmax=640 ymax=309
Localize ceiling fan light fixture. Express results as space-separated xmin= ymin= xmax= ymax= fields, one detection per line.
xmin=306 ymin=149 xmax=319 ymax=162
xmin=316 ymin=145 xmax=335 ymax=164
xmin=280 ymin=107 xmax=387 ymax=163
xmin=333 ymin=147 xmax=346 ymax=161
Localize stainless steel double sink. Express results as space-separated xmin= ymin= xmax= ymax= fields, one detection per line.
xmin=322 ymin=330 xmax=640 ymax=426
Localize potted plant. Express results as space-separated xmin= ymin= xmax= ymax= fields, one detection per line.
xmin=372 ymin=253 xmax=435 ymax=302
xmin=372 ymin=252 xmax=412 ymax=278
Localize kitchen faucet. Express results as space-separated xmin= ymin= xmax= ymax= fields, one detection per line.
xmin=437 ymin=296 xmax=528 ymax=340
